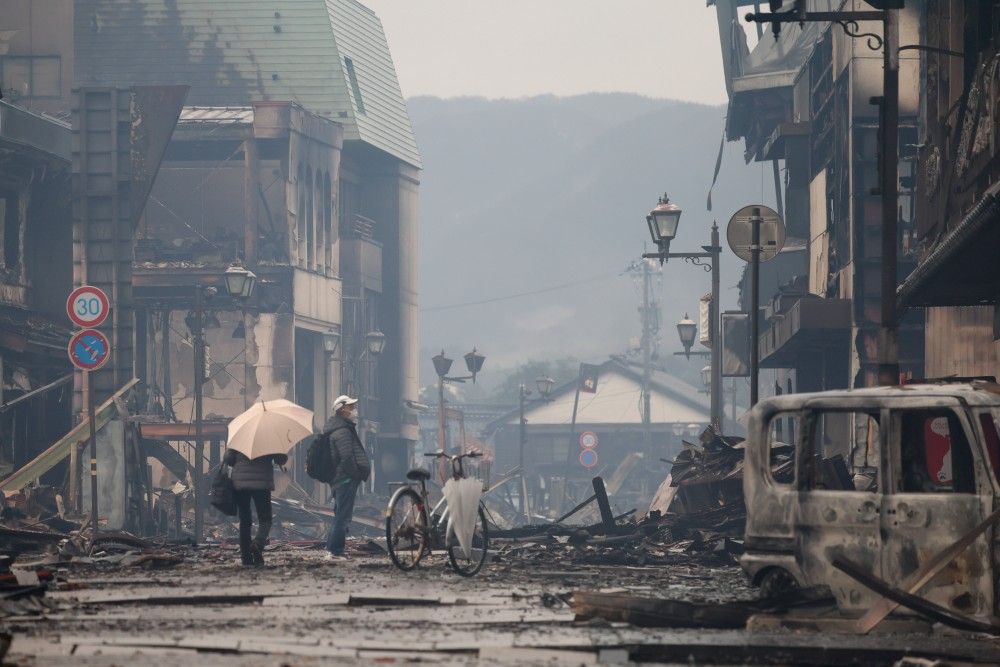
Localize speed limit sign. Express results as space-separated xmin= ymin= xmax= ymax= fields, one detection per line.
xmin=67 ymin=286 xmax=110 ymax=329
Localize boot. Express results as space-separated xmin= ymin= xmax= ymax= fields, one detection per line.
xmin=249 ymin=542 xmax=264 ymax=567
xmin=240 ymin=551 xmax=254 ymax=567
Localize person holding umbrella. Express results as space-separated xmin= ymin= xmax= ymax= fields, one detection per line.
xmin=223 ymin=399 xmax=315 ymax=567
xmin=324 ymin=395 xmax=370 ymax=559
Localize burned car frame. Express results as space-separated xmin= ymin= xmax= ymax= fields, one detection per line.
xmin=743 ymin=382 xmax=1000 ymax=618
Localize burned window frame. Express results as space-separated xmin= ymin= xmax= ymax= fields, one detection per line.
xmin=0 ymin=55 xmax=62 ymax=100
xmin=976 ymin=409 xmax=1000 ymax=491
xmin=887 ymin=405 xmax=984 ymax=496
xmin=764 ymin=410 xmax=800 ymax=488
xmin=0 ymin=187 xmax=21 ymax=271
xmin=800 ymin=408 xmax=882 ymax=493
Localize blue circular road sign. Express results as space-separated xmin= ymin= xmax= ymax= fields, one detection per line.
xmin=69 ymin=329 xmax=111 ymax=371
xmin=579 ymin=449 xmax=598 ymax=469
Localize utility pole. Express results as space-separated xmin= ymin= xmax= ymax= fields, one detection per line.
xmin=709 ymin=223 xmax=722 ymax=427
xmin=641 ymin=259 xmax=652 ymax=450
xmin=192 ymin=285 xmax=210 ymax=544
xmin=877 ymin=9 xmax=900 ymax=386
xmin=518 ymin=384 xmax=529 ymax=473
xmin=518 ymin=383 xmax=531 ymax=520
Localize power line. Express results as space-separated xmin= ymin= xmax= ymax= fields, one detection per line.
xmin=420 ymin=271 xmax=623 ymax=313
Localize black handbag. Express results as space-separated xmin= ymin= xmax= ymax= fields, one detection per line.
xmin=209 ymin=465 xmax=238 ymax=516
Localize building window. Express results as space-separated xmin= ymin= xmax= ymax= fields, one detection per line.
xmin=0 ymin=191 xmax=19 ymax=268
xmin=344 ymin=57 xmax=365 ymax=115
xmin=297 ymin=165 xmax=307 ymax=267
xmin=0 ymin=56 xmax=61 ymax=100
xmin=305 ymin=166 xmax=314 ymax=269
xmin=324 ymin=173 xmax=334 ymax=272
xmin=314 ymin=169 xmax=324 ymax=272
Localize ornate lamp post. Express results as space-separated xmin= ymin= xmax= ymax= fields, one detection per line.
xmin=642 ymin=195 xmax=723 ymax=429
xmin=193 ymin=263 xmax=257 ymax=542
xmin=432 ymin=348 xmax=485 ymax=481
xmin=517 ymin=375 xmax=554 ymax=520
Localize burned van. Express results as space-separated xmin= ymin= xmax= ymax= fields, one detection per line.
xmin=742 ymin=382 xmax=1000 ymax=617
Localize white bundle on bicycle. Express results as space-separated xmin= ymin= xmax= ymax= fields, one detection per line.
xmin=442 ymin=477 xmax=482 ymax=560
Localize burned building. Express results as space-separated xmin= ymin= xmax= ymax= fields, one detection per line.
xmin=0 ymin=0 xmax=420 ymax=526
xmin=898 ymin=1 xmax=1000 ymax=377
xmin=0 ymin=101 xmax=73 ymax=481
xmin=710 ymin=1 xmax=925 ymax=395
xmin=70 ymin=0 xmax=421 ymax=493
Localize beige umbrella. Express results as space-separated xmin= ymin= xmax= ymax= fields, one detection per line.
xmin=226 ymin=399 xmax=315 ymax=460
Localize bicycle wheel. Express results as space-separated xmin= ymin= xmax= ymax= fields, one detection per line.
xmin=446 ymin=504 xmax=489 ymax=576
xmin=386 ymin=488 xmax=429 ymax=571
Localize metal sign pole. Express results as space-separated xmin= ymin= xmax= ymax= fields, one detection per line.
xmin=709 ymin=223 xmax=723 ymax=428
xmin=193 ymin=285 xmax=205 ymax=543
xmin=66 ymin=286 xmax=112 ymax=536
xmin=87 ymin=370 xmax=98 ymax=536
xmin=750 ymin=208 xmax=761 ymax=407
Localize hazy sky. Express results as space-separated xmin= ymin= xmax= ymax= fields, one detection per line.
xmin=362 ymin=0 xmax=727 ymax=104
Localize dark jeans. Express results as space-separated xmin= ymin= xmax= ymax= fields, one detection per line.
xmin=327 ymin=479 xmax=359 ymax=555
xmin=234 ymin=489 xmax=272 ymax=561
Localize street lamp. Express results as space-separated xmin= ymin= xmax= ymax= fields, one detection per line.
xmin=433 ymin=348 xmax=486 ymax=482
xmin=463 ymin=348 xmax=486 ymax=383
xmin=535 ymin=375 xmax=555 ymax=399
xmin=365 ymin=330 xmax=386 ymax=357
xmin=647 ymin=193 xmax=682 ymax=256
xmin=322 ymin=329 xmax=340 ymax=356
xmin=641 ymin=194 xmax=723 ymax=430
xmin=676 ymin=314 xmax=698 ymax=359
xmin=700 ymin=365 xmax=712 ymax=388
xmin=193 ymin=266 xmax=257 ymax=543
xmin=223 ymin=263 xmax=257 ymax=299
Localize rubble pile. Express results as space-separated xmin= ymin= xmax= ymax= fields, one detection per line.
xmin=493 ymin=429 xmax=793 ymax=568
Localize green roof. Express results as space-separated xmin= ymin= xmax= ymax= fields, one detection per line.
xmin=75 ymin=0 xmax=420 ymax=167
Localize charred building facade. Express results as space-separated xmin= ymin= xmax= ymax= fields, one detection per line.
xmin=0 ymin=0 xmax=420 ymax=519
xmin=711 ymin=1 xmax=925 ymax=394
xmin=898 ymin=1 xmax=1000 ymax=377
xmin=75 ymin=0 xmax=423 ymax=494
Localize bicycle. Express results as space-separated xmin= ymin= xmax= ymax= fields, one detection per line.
xmin=384 ymin=451 xmax=490 ymax=576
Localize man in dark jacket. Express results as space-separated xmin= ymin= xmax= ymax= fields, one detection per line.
xmin=222 ymin=449 xmax=288 ymax=566
xmin=324 ymin=395 xmax=370 ymax=558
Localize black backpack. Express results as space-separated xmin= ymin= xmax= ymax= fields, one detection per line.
xmin=305 ymin=431 xmax=338 ymax=483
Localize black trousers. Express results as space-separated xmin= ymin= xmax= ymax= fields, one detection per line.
xmin=234 ymin=489 xmax=272 ymax=559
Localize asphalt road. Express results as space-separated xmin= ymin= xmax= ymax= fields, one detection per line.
xmin=5 ymin=542 xmax=999 ymax=665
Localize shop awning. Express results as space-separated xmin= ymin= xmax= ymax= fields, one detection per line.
xmin=897 ymin=181 xmax=1000 ymax=307
xmin=759 ymin=298 xmax=851 ymax=368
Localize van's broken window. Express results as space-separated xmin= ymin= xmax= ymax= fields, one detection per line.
xmin=804 ymin=410 xmax=879 ymax=492
xmin=898 ymin=409 xmax=975 ymax=494
xmin=979 ymin=412 xmax=1000 ymax=481
xmin=766 ymin=412 xmax=797 ymax=486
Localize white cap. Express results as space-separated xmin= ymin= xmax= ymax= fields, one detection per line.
xmin=332 ymin=395 xmax=359 ymax=412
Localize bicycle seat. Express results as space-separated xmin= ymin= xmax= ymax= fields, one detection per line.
xmin=406 ymin=468 xmax=431 ymax=481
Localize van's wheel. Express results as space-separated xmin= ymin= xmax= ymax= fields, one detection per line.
xmin=758 ymin=568 xmax=798 ymax=598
